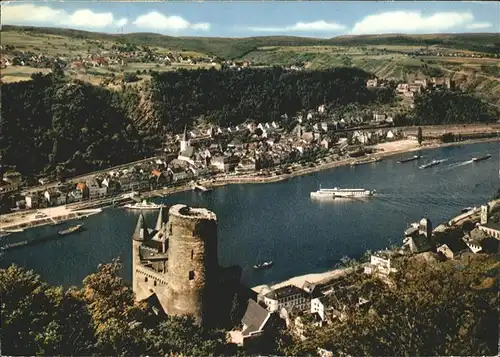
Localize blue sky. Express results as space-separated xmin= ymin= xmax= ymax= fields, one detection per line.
xmin=1 ymin=1 xmax=498 ymax=38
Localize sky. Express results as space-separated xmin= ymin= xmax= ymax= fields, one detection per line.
xmin=1 ymin=1 xmax=499 ymax=38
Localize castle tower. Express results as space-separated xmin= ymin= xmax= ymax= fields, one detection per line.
xmin=165 ymin=204 xmax=219 ymax=326
xmin=132 ymin=213 xmax=150 ymax=296
xmin=155 ymin=205 xmax=166 ymax=231
xmin=481 ymin=205 xmax=490 ymax=225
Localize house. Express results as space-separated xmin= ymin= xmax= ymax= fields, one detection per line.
xmin=477 ymin=204 xmax=500 ymax=240
xmin=236 ymin=159 xmax=257 ymax=173
xmin=373 ymin=113 xmax=386 ymax=122
xmin=88 ymin=183 xmax=107 ymax=199
xmin=386 ymin=130 xmax=395 ymax=140
xmin=463 ymin=228 xmax=500 ymax=254
xmin=318 ymin=104 xmax=326 ymax=114
xmin=24 ymin=194 xmax=40 ymax=209
xmin=211 ymin=155 xmax=240 ymax=172
xmin=364 ymin=255 xmax=393 ymax=276
xmin=437 ymin=239 xmax=469 ymax=260
xmin=310 ymin=296 xmax=327 ymax=325
xmin=44 ymin=190 xmax=66 ymax=206
xmin=263 ymin=285 xmax=308 ymax=312
xmin=320 ymin=138 xmax=332 ymax=149
xmin=366 ymin=78 xmax=378 ymax=88
xmin=166 ymin=166 xmax=190 ymax=182
xmin=229 ymin=299 xmax=273 ymax=347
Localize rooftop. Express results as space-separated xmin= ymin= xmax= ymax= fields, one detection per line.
xmin=265 ymin=285 xmax=307 ymax=300
xmin=241 ymin=299 xmax=270 ymax=337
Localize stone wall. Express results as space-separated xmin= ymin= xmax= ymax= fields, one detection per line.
xmin=165 ymin=204 xmax=219 ymax=326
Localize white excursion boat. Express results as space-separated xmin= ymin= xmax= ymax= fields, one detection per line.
xmin=124 ymin=200 xmax=163 ymax=210
xmin=311 ymin=186 xmax=376 ymax=199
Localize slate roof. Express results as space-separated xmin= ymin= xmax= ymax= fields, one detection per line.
xmin=241 ymin=299 xmax=270 ymax=337
xmin=179 ymin=146 xmax=195 ymax=159
xmin=411 ymin=234 xmax=433 ymax=252
xmin=441 ymin=238 xmax=469 ymax=254
xmin=482 ymin=220 xmax=500 ymax=232
xmin=143 ymin=293 xmax=166 ymax=317
xmin=265 ymin=285 xmax=307 ymax=300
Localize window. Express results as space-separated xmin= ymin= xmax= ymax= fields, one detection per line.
xmin=191 ymin=250 xmax=194 ymax=259
xmin=145 ymin=277 xmax=148 ymax=282
xmin=189 ymin=271 xmax=195 ymax=280
xmin=154 ymin=280 xmax=157 ymax=286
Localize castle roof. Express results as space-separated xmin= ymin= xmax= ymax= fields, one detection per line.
xmin=155 ymin=206 xmax=167 ymax=231
xmin=133 ymin=213 xmax=149 ymax=241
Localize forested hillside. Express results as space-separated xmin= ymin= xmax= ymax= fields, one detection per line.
xmin=0 ymin=73 xmax=148 ymax=178
xmin=149 ymin=67 xmax=387 ymax=131
xmin=412 ymin=91 xmax=499 ymax=125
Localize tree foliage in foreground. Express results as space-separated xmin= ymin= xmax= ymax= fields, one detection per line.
xmin=0 ymin=260 xmax=231 ymax=356
xmin=278 ymin=254 xmax=499 ymax=357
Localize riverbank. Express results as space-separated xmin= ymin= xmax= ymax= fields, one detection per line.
xmin=199 ymin=136 xmax=499 ymax=187
xmin=251 ymin=264 xmax=363 ymax=294
xmin=0 ymin=207 xmax=102 ymax=231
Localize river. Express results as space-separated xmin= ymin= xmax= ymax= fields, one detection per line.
xmin=1 ymin=141 xmax=498 ymax=288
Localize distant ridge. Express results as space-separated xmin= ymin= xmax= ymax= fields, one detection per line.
xmin=2 ymin=25 xmax=498 ymax=59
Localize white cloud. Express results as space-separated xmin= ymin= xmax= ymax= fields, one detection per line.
xmin=1 ymin=4 xmax=126 ymax=28
xmin=351 ymin=11 xmax=477 ymax=35
xmin=249 ymin=20 xmax=346 ymax=33
xmin=133 ymin=12 xmax=210 ymax=31
xmin=466 ymin=22 xmax=492 ymax=29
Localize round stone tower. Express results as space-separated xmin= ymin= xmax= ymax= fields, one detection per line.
xmin=165 ymin=204 xmax=219 ymax=326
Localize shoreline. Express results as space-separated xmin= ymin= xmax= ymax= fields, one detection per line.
xmin=198 ymin=136 xmax=499 ymax=187
xmin=1 ymin=136 xmax=497 ymax=231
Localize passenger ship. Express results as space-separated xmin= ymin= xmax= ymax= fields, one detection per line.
xmin=310 ymin=186 xmax=375 ymax=199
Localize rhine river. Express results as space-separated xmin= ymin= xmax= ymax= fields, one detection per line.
xmin=1 ymin=141 xmax=498 ymax=288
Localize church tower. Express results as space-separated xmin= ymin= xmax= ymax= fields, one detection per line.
xmin=180 ymin=125 xmax=190 ymax=152
xmin=481 ymin=205 xmax=490 ymax=225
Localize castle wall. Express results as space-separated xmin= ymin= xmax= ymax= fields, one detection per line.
xmin=165 ymin=205 xmax=219 ymax=326
xmin=134 ymin=265 xmax=170 ymax=310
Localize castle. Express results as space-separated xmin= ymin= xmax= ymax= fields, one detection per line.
xmin=132 ymin=204 xmax=242 ymax=327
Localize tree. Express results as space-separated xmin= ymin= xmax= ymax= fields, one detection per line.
xmin=417 ymin=126 xmax=423 ymax=145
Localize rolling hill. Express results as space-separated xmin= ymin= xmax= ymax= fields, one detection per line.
xmin=2 ymin=25 xmax=499 ymax=59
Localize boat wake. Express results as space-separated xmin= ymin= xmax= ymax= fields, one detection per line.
xmin=441 ymin=159 xmax=474 ymax=171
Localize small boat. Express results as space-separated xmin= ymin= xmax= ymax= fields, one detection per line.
xmin=419 ymin=159 xmax=443 ymax=169
xmin=471 ymin=154 xmax=491 ymax=162
xmin=3 ymin=228 xmax=24 ymax=233
xmin=58 ymin=224 xmax=83 ymax=236
xmin=124 ymin=200 xmax=163 ymax=210
xmin=461 ymin=207 xmax=474 ymax=213
xmin=0 ymin=231 xmax=11 ymax=238
xmin=1 ymin=240 xmax=28 ymax=250
xmin=350 ymin=157 xmax=382 ymax=166
xmin=398 ymin=154 xmax=421 ymax=163
xmin=51 ymin=221 xmax=63 ymax=226
xmin=254 ymin=261 xmax=273 ymax=270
